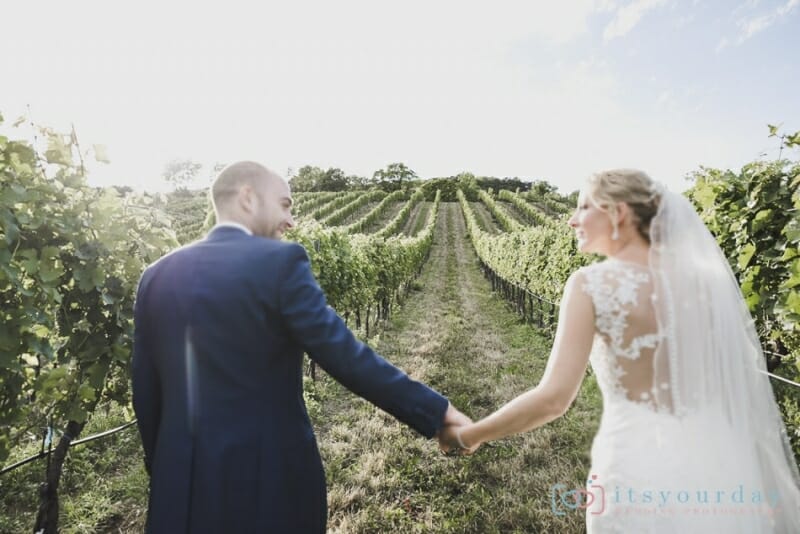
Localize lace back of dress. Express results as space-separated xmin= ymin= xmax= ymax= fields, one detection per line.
xmin=582 ymin=261 xmax=674 ymax=412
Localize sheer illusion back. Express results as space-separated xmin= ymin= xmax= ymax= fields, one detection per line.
xmin=580 ymin=258 xmax=772 ymax=532
xmin=579 ymin=259 xmax=672 ymax=412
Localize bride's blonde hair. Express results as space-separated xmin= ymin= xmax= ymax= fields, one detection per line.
xmin=586 ymin=169 xmax=661 ymax=243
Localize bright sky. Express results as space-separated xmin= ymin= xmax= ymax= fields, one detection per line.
xmin=3 ymin=0 xmax=798 ymax=193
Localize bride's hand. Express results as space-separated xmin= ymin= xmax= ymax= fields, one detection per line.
xmin=439 ymin=423 xmax=480 ymax=456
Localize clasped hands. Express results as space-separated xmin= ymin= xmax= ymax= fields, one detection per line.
xmin=436 ymin=404 xmax=480 ymax=456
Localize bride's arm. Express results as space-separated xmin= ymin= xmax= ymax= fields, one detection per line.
xmin=454 ymin=271 xmax=595 ymax=450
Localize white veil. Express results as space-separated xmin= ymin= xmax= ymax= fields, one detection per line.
xmin=649 ymin=187 xmax=800 ymax=529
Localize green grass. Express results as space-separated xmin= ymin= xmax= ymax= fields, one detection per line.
xmin=0 ymin=404 xmax=148 ymax=533
xmin=404 ymin=201 xmax=431 ymax=237
xmin=469 ymin=202 xmax=501 ymax=234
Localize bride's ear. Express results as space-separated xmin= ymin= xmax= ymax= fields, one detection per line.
xmin=616 ymin=202 xmax=630 ymax=226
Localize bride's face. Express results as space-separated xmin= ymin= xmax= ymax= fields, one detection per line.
xmin=568 ymin=191 xmax=614 ymax=254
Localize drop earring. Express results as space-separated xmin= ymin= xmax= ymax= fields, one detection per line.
xmin=611 ymin=226 xmax=619 ymax=240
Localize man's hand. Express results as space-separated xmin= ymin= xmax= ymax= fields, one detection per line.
xmin=436 ymin=404 xmax=479 ymax=455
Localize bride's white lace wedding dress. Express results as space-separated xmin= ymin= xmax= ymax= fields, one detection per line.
xmin=579 ymin=258 xmax=787 ymax=533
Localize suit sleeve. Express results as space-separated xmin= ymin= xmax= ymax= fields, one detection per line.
xmin=276 ymin=243 xmax=448 ymax=438
xmin=131 ymin=270 xmax=160 ymax=475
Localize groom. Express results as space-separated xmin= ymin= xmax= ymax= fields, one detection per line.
xmin=132 ymin=161 xmax=469 ymax=533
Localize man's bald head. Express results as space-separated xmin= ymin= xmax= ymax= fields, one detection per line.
xmin=211 ymin=161 xmax=294 ymax=239
xmin=212 ymin=161 xmax=278 ymax=211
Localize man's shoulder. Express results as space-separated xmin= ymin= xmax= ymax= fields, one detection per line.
xmin=141 ymin=241 xmax=194 ymax=276
xmin=143 ymin=237 xmax=308 ymax=280
xmin=223 ymin=238 xmax=310 ymax=275
xmin=247 ymin=237 xmax=307 ymax=258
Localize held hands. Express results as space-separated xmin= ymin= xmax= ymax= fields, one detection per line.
xmin=437 ymin=404 xmax=480 ymax=456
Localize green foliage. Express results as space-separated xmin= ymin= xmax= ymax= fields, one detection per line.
xmin=343 ymin=190 xmax=406 ymax=234
xmin=1 ymin=404 xmax=148 ymax=533
xmin=287 ymin=190 xmax=440 ymax=319
xmin=476 ymin=176 xmax=532 ymax=195
xmin=375 ymin=189 xmax=426 ymax=239
xmin=0 ymin=119 xmax=178 ymax=465
xmin=314 ymin=167 xmax=351 ymax=192
xmin=768 ymin=124 xmax=800 ymax=152
xmin=307 ymin=190 xmax=363 ymax=221
xmin=373 ymin=163 xmax=417 ymax=192
xmin=457 ymin=189 xmax=588 ymax=303
xmin=687 ymin=158 xmax=799 ymax=362
xmin=161 ymin=189 xmax=211 ymax=244
xmin=565 ymin=190 xmax=579 ymax=207
xmin=420 ymin=177 xmax=464 ymax=202
xmin=477 ymin=189 xmax=525 ymax=233
xmin=290 ymin=166 xmax=355 ymax=192
xmin=292 ymin=191 xmax=340 ymax=217
xmin=523 ymin=190 xmax=573 ymax=216
xmin=529 ymin=179 xmax=557 ymax=197
xmin=321 ymin=189 xmax=387 ymax=226
xmin=498 ymin=189 xmax=558 ymax=228
xmin=417 ymin=176 xmax=546 ymax=203
xmin=457 ymin=172 xmax=479 ymax=196
xmin=289 ymin=166 xmax=323 ymax=191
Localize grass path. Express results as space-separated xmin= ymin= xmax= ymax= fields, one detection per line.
xmin=403 ymin=201 xmax=431 ymax=236
xmin=499 ymin=200 xmax=535 ymax=227
xmin=316 ymin=202 xmax=601 ymax=533
xmin=469 ymin=202 xmax=501 ymax=234
xmin=361 ymin=201 xmax=406 ymax=234
xmin=335 ymin=201 xmax=380 ymax=227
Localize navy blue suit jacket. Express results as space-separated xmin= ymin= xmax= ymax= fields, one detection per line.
xmin=132 ymin=226 xmax=449 ymax=533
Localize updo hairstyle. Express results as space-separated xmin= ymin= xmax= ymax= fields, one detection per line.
xmin=585 ymin=169 xmax=662 ymax=243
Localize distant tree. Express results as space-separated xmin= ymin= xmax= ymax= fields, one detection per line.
xmin=347 ymin=174 xmax=370 ymax=189
xmin=476 ymin=176 xmax=531 ymax=194
xmin=420 ymin=177 xmax=461 ymax=201
xmin=373 ymin=162 xmax=417 ymax=192
xmin=457 ymin=172 xmax=479 ymax=193
xmin=290 ymin=166 xmax=324 ymax=191
xmin=566 ymin=190 xmax=579 ymax=205
xmin=530 ymin=179 xmax=557 ymax=197
xmin=289 ymin=166 xmax=350 ymax=191
xmin=163 ymin=159 xmax=202 ymax=191
xmin=318 ymin=167 xmax=349 ymax=191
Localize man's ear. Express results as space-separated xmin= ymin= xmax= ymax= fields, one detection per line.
xmin=238 ymin=185 xmax=256 ymax=214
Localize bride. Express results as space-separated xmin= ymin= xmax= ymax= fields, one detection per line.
xmin=440 ymin=169 xmax=800 ymax=532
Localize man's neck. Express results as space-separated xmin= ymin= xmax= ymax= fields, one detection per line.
xmin=213 ymin=220 xmax=253 ymax=235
